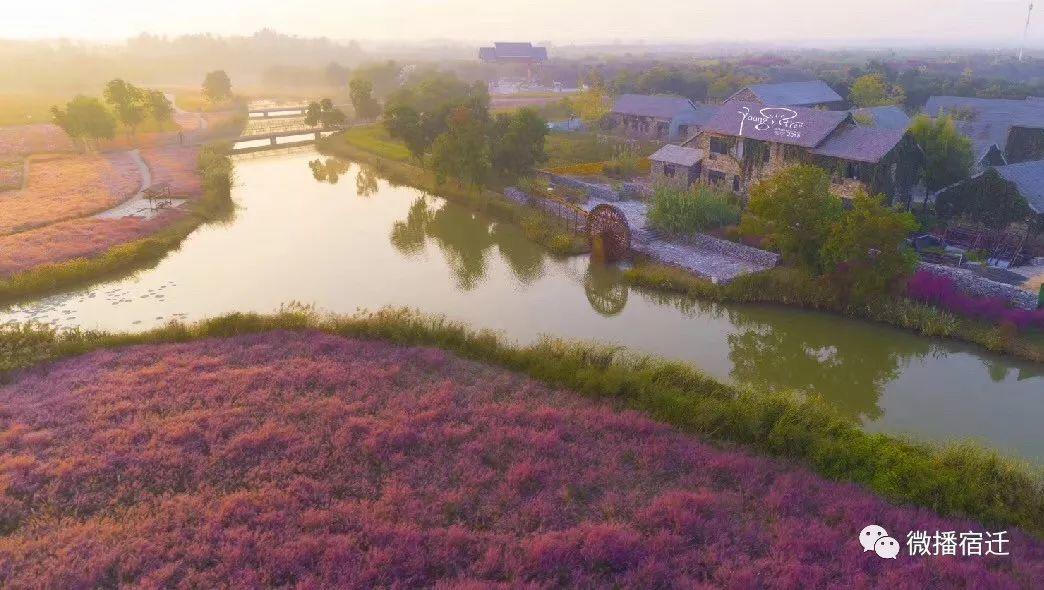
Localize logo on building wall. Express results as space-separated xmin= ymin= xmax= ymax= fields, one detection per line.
xmin=737 ymin=106 xmax=804 ymax=140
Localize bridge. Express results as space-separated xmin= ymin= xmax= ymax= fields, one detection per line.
xmin=231 ymin=128 xmax=338 ymax=153
xmin=247 ymin=103 xmax=352 ymax=118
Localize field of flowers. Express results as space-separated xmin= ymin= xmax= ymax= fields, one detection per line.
xmin=0 ymin=160 xmax=21 ymax=191
xmin=0 ymin=152 xmax=141 ymax=235
xmin=141 ymin=146 xmax=202 ymax=197
xmin=0 ymin=124 xmax=75 ymax=158
xmin=0 ymin=331 xmax=1038 ymax=587
xmin=0 ymin=213 xmax=180 ymax=277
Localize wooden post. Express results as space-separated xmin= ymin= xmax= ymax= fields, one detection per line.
xmin=270 ymin=136 xmax=277 ymax=146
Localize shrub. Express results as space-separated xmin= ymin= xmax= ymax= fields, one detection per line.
xmin=648 ymin=184 xmax=741 ymax=236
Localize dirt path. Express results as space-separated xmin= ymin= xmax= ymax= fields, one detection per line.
xmin=93 ymin=150 xmax=183 ymax=220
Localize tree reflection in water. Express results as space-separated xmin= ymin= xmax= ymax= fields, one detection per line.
xmin=308 ymin=158 xmax=350 ymax=184
xmin=633 ymin=288 xmax=931 ymax=421
xmin=355 ymin=164 xmax=380 ymax=197
xmin=723 ymin=307 xmax=931 ymax=421
xmin=390 ymin=196 xmax=546 ymax=290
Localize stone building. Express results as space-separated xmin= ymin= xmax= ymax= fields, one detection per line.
xmin=648 ymin=144 xmax=705 ymax=188
xmin=611 ymin=94 xmax=717 ymax=142
xmin=725 ymin=81 xmax=844 ymax=109
xmin=677 ymin=102 xmax=923 ymax=202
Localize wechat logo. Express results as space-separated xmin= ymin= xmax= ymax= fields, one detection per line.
xmin=860 ymin=525 xmax=900 ymax=559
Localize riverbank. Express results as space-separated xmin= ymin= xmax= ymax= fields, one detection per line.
xmin=0 ymin=144 xmax=234 ymax=307
xmin=321 ymin=127 xmax=1043 ymax=363
xmin=3 ymin=307 xmax=1041 ymax=536
xmin=316 ymin=131 xmax=588 ymax=256
xmin=2 ymin=321 xmax=1040 ymax=586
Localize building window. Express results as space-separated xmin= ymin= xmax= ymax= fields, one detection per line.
xmin=663 ymin=164 xmax=676 ymax=178
xmin=710 ymin=137 xmax=728 ymax=155
xmin=845 ymin=162 xmax=859 ymax=180
xmin=708 ymin=170 xmax=727 ymax=186
xmin=677 ymin=124 xmax=688 ymax=138
xmin=732 ymin=175 xmax=741 ymax=192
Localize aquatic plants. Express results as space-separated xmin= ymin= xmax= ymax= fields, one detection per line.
xmin=1 ymin=308 xmax=1042 ymax=537
xmin=0 ymin=328 xmax=1040 ymax=586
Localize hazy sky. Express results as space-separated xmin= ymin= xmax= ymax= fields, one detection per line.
xmin=3 ymin=0 xmax=1042 ymax=47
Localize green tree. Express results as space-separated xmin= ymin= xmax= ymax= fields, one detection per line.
xmin=849 ymin=74 xmax=906 ymax=108
xmin=740 ymin=165 xmax=843 ymax=271
xmin=305 ymin=99 xmax=347 ymax=129
xmin=103 ymin=79 xmax=146 ymax=135
xmin=349 ymin=78 xmax=381 ymax=120
xmin=145 ymin=90 xmax=173 ymax=126
xmin=490 ymin=108 xmax=548 ymax=181
xmin=50 ymin=95 xmax=116 ymax=151
xmin=383 ymin=104 xmax=427 ymax=161
xmin=934 ymin=168 xmax=1031 ymax=227
xmin=429 ymin=106 xmax=491 ymax=189
xmin=909 ymin=114 xmax=974 ymax=191
xmin=203 ymin=70 xmax=232 ymax=103
xmin=822 ymin=192 xmax=918 ymax=300
xmin=573 ymin=88 xmax=610 ymax=129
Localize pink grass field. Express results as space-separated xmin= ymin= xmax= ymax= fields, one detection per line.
xmin=0 ymin=212 xmax=182 ymax=277
xmin=0 ymin=152 xmax=142 ymax=235
xmin=141 ymin=145 xmax=202 ymax=197
xmin=0 ymin=124 xmax=75 ymax=159
xmin=0 ymin=332 xmax=1039 ymax=588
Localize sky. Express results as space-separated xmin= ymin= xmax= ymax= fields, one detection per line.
xmin=2 ymin=0 xmax=1042 ymax=48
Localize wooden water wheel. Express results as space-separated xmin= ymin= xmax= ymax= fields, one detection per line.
xmin=587 ymin=204 xmax=631 ymax=262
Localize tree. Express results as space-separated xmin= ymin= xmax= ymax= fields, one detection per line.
xmin=383 ymin=104 xmax=427 ymax=161
xmin=573 ymin=88 xmax=611 ymax=129
xmin=103 ymin=79 xmax=146 ymax=136
xmin=305 ymin=99 xmax=348 ymax=129
xmin=51 ymin=95 xmax=116 ymax=151
xmin=203 ymin=70 xmax=232 ymax=103
xmin=429 ymin=106 xmax=491 ymax=189
xmin=349 ymin=78 xmax=381 ymax=120
xmin=822 ymin=192 xmax=918 ymax=300
xmin=849 ymin=74 xmax=906 ymax=108
xmin=908 ymin=114 xmax=974 ymax=191
xmin=740 ymin=165 xmax=843 ymax=271
xmin=490 ymin=108 xmax=548 ymax=181
xmin=934 ymin=169 xmax=1031 ymax=227
xmin=145 ymin=90 xmax=173 ymax=125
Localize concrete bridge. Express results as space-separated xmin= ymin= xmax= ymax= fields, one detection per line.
xmin=231 ymin=128 xmax=338 ymax=153
xmin=247 ymin=103 xmax=351 ymax=118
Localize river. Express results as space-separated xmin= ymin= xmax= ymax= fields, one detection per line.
xmin=2 ymin=148 xmax=1041 ymax=461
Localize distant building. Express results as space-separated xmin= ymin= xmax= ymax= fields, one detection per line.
xmin=676 ymin=102 xmax=922 ymax=201
xmin=850 ymin=105 xmax=911 ymax=130
xmin=923 ymin=96 xmax=1044 ymax=171
xmin=610 ymin=94 xmax=717 ymax=141
xmin=725 ymin=81 xmax=844 ymax=110
xmin=478 ymin=42 xmax=548 ymax=64
xmin=648 ymin=144 xmax=705 ymax=188
xmin=935 ymin=161 xmax=1044 ymax=227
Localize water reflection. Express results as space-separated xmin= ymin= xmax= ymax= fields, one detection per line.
xmin=355 ymin=165 xmax=380 ymax=197
xmin=584 ymin=263 xmax=629 ymax=316
xmin=308 ymin=158 xmax=350 ymax=184
xmin=390 ymin=196 xmax=545 ymax=289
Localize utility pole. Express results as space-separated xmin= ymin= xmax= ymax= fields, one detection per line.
xmin=1020 ymin=1 xmax=1034 ymax=62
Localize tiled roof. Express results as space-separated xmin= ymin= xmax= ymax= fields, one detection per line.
xmin=923 ymin=96 xmax=1044 ymax=162
xmin=674 ymin=104 xmax=720 ymax=127
xmin=850 ymin=106 xmax=911 ymax=130
xmin=649 ymin=144 xmax=705 ymax=167
xmin=612 ymin=94 xmax=698 ymax=119
xmin=731 ymin=81 xmax=843 ymax=107
xmin=702 ymin=102 xmax=850 ymax=148
xmin=991 ymin=160 xmax=1044 ymax=214
xmin=479 ymin=42 xmax=548 ymax=62
xmin=811 ymin=124 xmax=906 ymax=163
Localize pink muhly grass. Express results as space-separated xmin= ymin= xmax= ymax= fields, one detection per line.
xmin=0 ymin=331 xmax=1039 ymax=587
xmin=906 ymin=269 xmax=1044 ymax=331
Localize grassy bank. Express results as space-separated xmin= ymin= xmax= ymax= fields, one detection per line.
xmin=317 ymin=130 xmax=588 ymax=256
xmin=2 ymin=306 xmax=1041 ymax=536
xmin=0 ymin=143 xmax=235 ymax=307
xmin=626 ymin=262 xmax=1044 ymax=362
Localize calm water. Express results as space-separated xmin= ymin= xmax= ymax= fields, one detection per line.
xmin=2 ymin=148 xmax=1041 ymax=461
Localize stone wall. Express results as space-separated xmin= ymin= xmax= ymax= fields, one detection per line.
xmin=683 ymin=233 xmax=780 ymax=268
xmin=537 ymin=171 xmax=623 ymax=201
xmin=917 ymin=262 xmax=1039 ymax=310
